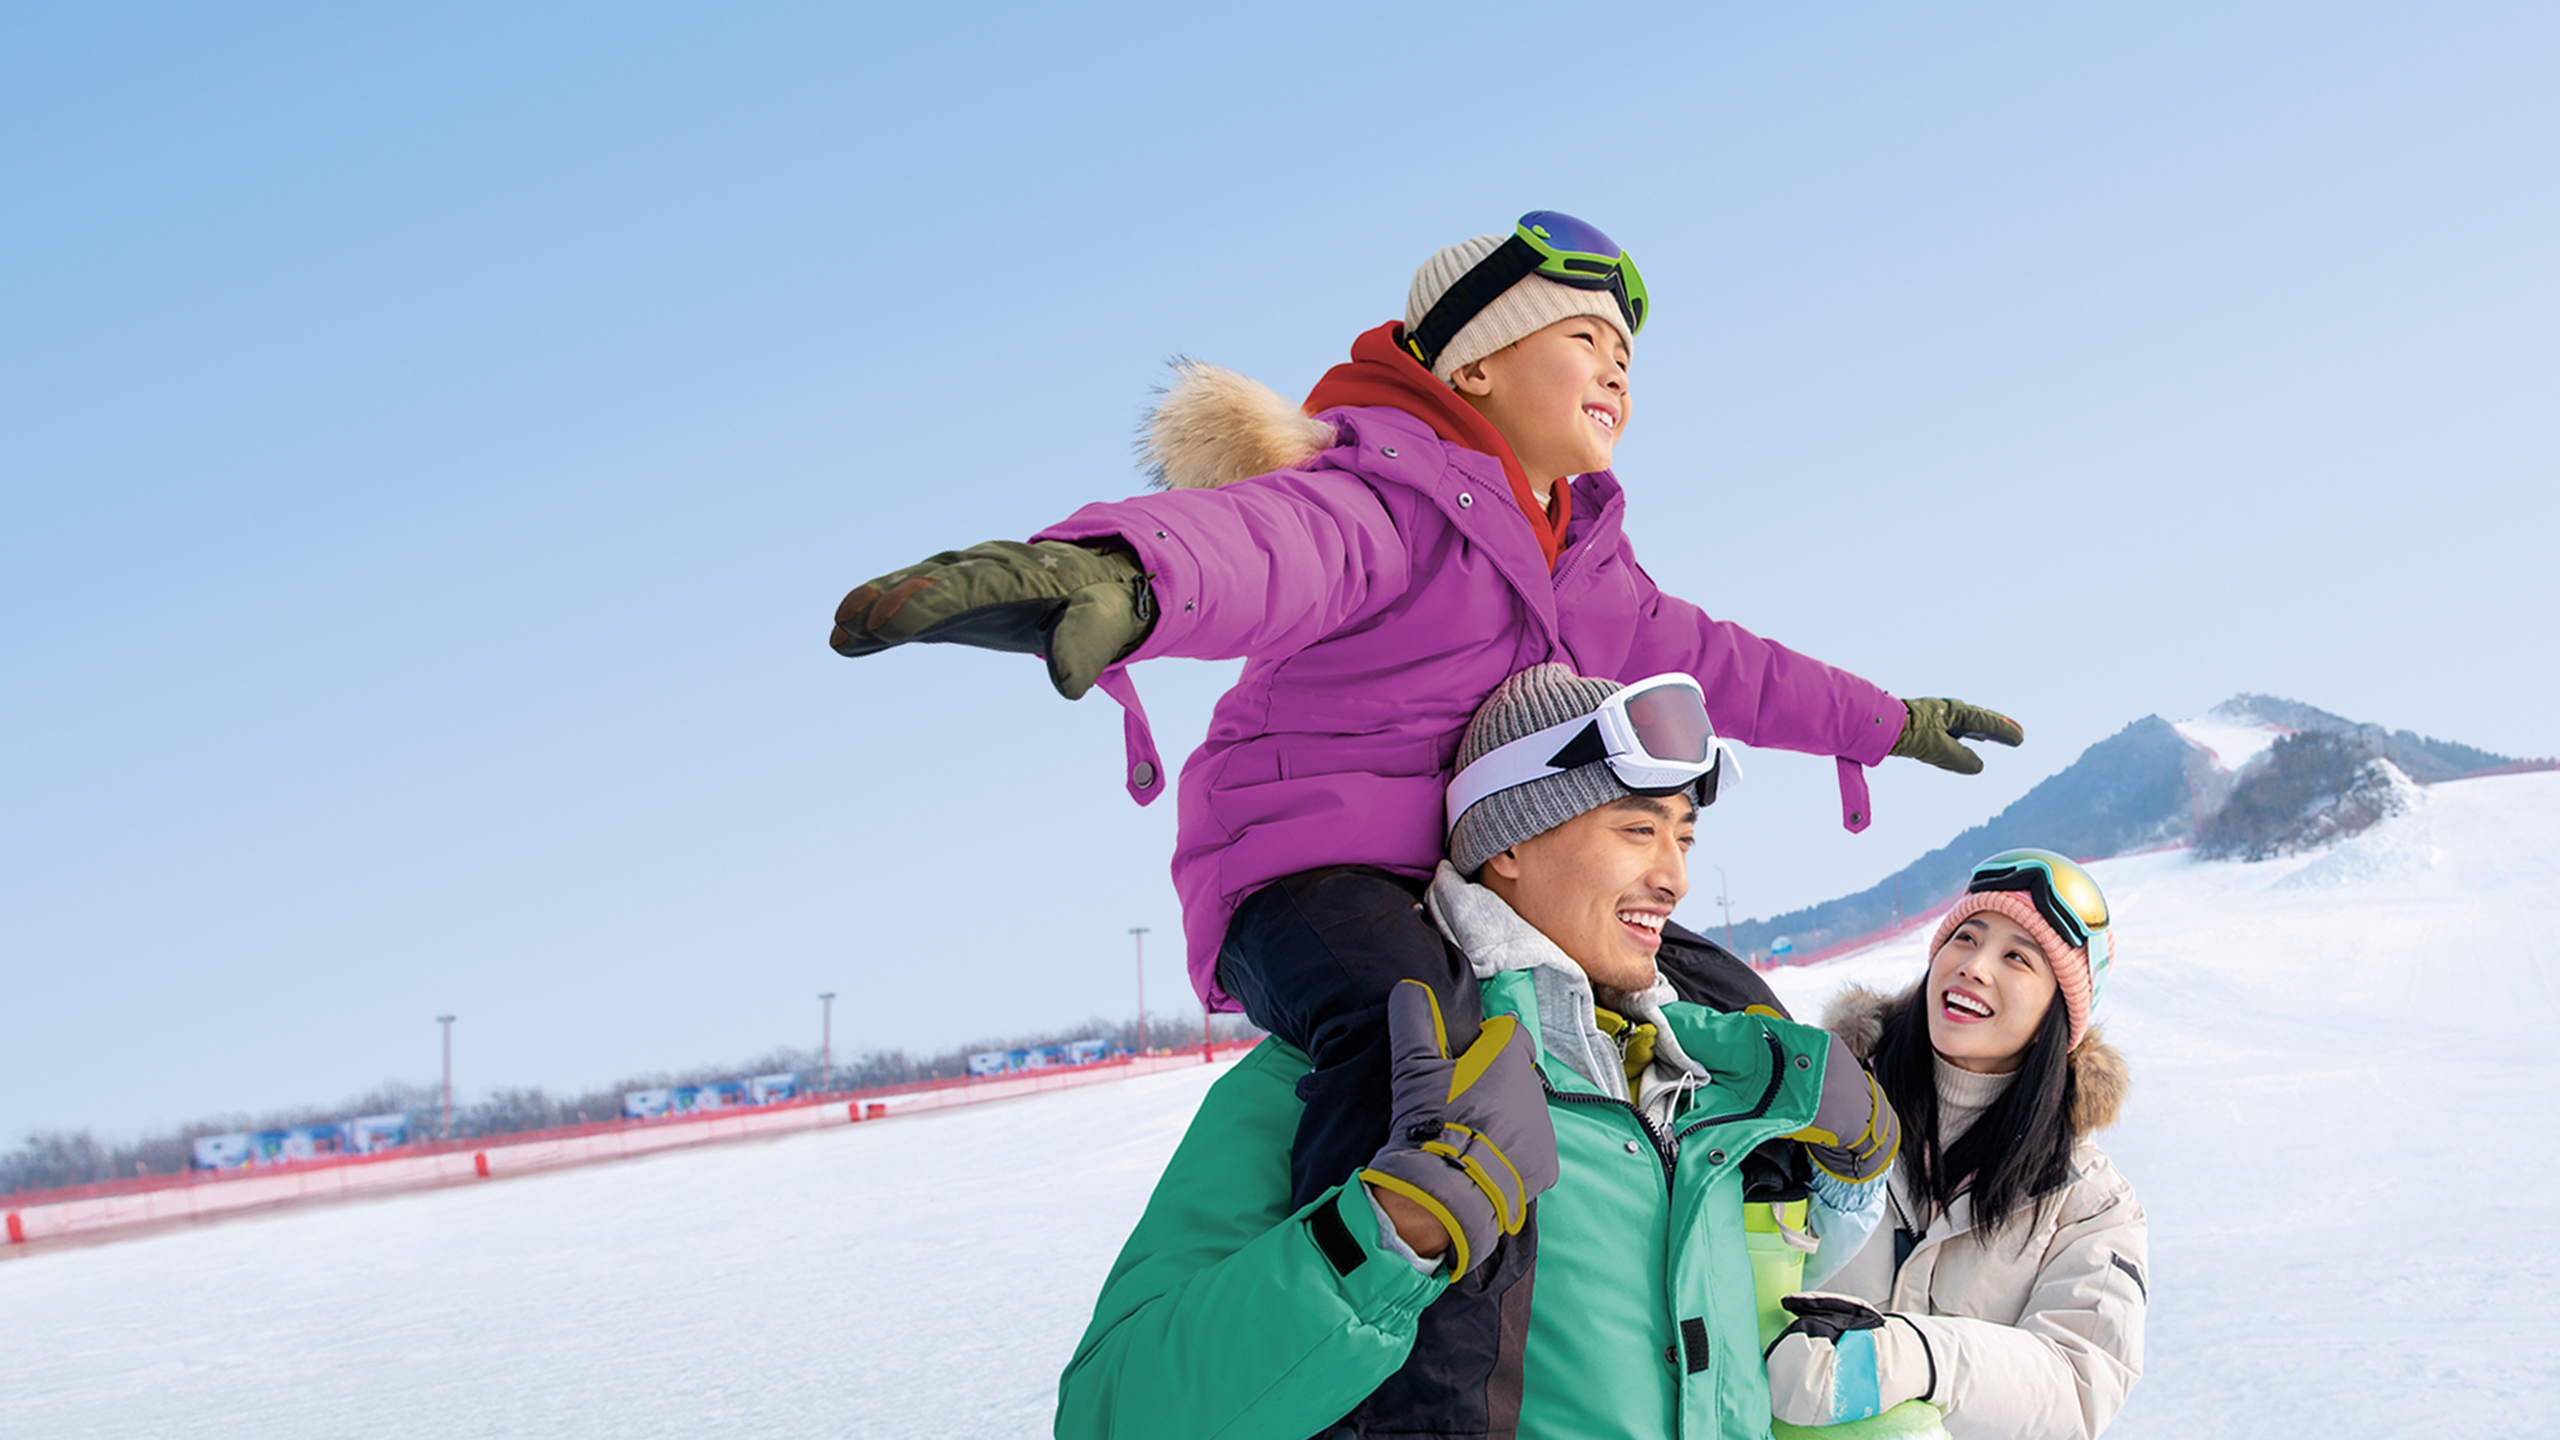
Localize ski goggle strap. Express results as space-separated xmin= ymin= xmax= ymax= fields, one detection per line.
xmin=1445 ymin=673 xmax=1737 ymax=836
xmin=1404 ymin=210 xmax=1649 ymax=372
xmin=1966 ymin=849 xmax=2111 ymax=961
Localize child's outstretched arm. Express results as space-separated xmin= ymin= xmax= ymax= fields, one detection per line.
xmin=1613 ymin=566 xmax=2022 ymax=829
xmin=829 ymin=471 xmax=1413 ymax=695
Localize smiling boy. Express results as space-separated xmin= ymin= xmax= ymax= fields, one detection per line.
xmin=1447 ymin=308 xmax=1629 ymax=505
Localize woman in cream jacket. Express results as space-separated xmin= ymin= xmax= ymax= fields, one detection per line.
xmin=1766 ymin=849 xmax=2145 ymax=1440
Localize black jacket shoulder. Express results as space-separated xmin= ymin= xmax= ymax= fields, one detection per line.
xmin=1655 ymin=921 xmax=1787 ymax=1018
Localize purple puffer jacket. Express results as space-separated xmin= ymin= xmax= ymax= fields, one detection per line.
xmin=1036 ymin=380 xmax=1902 ymax=1010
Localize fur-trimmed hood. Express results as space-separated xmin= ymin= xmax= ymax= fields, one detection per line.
xmin=1822 ymin=984 xmax=2128 ymax=1135
xmin=1138 ymin=360 xmax=1338 ymax=492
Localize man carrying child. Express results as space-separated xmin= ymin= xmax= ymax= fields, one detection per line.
xmin=1052 ymin=665 xmax=1898 ymax=1439
xmin=830 ymin=214 xmax=2001 ymax=1436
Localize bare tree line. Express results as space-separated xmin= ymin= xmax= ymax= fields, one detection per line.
xmin=3 ymin=1012 xmax=1261 ymax=1197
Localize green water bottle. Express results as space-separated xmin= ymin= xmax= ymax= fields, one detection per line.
xmin=1770 ymin=1401 xmax=1950 ymax=1440
xmin=1751 ymin=1200 xmax=1948 ymax=1440
xmin=1743 ymin=1198 xmax=1814 ymax=1349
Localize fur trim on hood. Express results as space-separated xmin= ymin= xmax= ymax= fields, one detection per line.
xmin=1139 ymin=360 xmax=1337 ymax=491
xmin=1822 ymin=985 xmax=2128 ymax=1136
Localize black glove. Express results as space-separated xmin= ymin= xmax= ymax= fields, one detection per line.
xmin=1890 ymin=697 xmax=2025 ymax=775
xmin=1358 ymin=981 xmax=1560 ymax=1279
xmin=829 ymin=539 xmax=1157 ymax=700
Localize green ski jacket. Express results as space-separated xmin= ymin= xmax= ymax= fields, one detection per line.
xmin=1056 ymin=965 xmax=1833 ymax=1440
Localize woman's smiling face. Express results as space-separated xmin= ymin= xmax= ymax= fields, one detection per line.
xmin=1925 ymin=910 xmax=2062 ymax=1074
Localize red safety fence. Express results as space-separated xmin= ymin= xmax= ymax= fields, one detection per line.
xmin=3 ymin=1042 xmax=1256 ymax=1254
xmin=1750 ymin=909 xmax=1942 ymax=972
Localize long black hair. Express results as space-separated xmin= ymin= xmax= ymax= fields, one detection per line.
xmin=1870 ymin=982 xmax=2078 ymax=1241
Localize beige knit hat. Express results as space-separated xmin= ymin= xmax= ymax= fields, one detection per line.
xmin=1405 ymin=234 xmax=1636 ymax=385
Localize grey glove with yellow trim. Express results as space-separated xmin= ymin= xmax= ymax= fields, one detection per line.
xmin=1890 ymin=698 xmax=2025 ymax=775
xmin=829 ymin=539 xmax=1156 ymax=701
xmin=1359 ymin=980 xmax=1560 ymax=1280
xmin=1789 ymin=1033 xmax=1899 ymax=1183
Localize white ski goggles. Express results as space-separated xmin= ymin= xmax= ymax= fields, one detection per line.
xmin=1444 ymin=673 xmax=1742 ymax=837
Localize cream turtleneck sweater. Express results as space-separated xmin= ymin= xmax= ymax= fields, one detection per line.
xmin=1932 ymin=1054 xmax=2018 ymax=1146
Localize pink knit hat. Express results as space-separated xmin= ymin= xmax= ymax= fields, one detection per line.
xmin=1927 ymin=891 xmax=2112 ymax=1051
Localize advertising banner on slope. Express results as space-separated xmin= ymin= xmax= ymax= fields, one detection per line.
xmin=190 ymin=1116 xmax=406 ymax=1171
xmin=350 ymin=1113 xmax=410 ymax=1153
xmin=623 ymin=1075 xmax=806 ymax=1120
xmin=968 ymin=1041 xmax=1113 ymax=1077
xmin=252 ymin=1125 xmax=352 ymax=1165
xmin=673 ymin=1082 xmax=746 ymax=1115
xmin=192 ymin=1133 xmax=255 ymax=1170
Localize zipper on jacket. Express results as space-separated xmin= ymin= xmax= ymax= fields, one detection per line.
xmin=1536 ymin=1063 xmax=1700 ymax=1435
xmin=1535 ymin=1028 xmax=1787 ymax=1181
xmin=1537 ymin=1064 xmax=1676 ymax=1178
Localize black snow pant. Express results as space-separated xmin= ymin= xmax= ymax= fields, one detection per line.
xmin=1216 ymin=865 xmax=1535 ymax=1439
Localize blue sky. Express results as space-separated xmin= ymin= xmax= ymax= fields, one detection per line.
xmin=4 ymin=2 xmax=2553 ymax=1143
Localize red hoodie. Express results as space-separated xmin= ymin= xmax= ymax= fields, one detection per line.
xmin=1302 ymin=322 xmax=1570 ymax=571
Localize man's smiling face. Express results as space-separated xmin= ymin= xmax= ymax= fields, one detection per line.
xmin=1482 ymin=793 xmax=1692 ymax=993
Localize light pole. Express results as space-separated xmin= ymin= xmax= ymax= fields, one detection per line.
xmin=436 ymin=1015 xmax=456 ymax=1139
xmin=1711 ymin=866 xmax=1735 ymax=952
xmin=818 ymin=992 xmax=836 ymax=1092
xmin=1129 ymin=927 xmax=1150 ymax=1054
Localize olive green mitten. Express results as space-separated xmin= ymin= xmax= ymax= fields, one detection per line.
xmin=829 ymin=539 xmax=1156 ymax=700
xmin=1890 ymin=698 xmax=2025 ymax=775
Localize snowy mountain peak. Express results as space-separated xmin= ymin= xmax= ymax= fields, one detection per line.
xmin=2171 ymin=708 xmax=2292 ymax=775
xmin=1725 ymin=697 xmax=2535 ymax=961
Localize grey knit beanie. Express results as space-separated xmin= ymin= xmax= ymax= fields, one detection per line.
xmin=1449 ymin=664 xmax=1637 ymax=877
xmin=1406 ymin=234 xmax=1635 ymax=385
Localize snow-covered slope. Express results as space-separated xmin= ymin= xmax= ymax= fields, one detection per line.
xmin=0 ymin=1057 xmax=1237 ymax=1439
xmin=1762 ymin=770 xmax=2560 ymax=1438
xmin=5 ymin=774 xmax=2556 ymax=1438
xmin=2171 ymin=710 xmax=2289 ymax=774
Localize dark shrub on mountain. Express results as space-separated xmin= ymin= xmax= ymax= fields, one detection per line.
xmin=2198 ymin=731 xmax=2408 ymax=861
xmin=2219 ymin=695 xmax=2513 ymax=782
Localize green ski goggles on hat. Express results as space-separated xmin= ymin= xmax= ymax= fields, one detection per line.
xmin=1404 ymin=210 xmax=1649 ymax=372
xmin=1966 ymin=849 xmax=2112 ymax=966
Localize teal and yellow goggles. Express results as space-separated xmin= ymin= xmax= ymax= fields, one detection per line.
xmin=1405 ymin=210 xmax=1648 ymax=372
